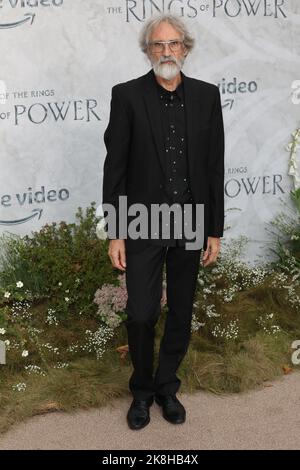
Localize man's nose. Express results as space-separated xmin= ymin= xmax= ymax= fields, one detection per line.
xmin=161 ymin=43 xmax=173 ymax=53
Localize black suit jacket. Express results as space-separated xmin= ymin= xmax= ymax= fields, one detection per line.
xmin=102 ymin=68 xmax=225 ymax=252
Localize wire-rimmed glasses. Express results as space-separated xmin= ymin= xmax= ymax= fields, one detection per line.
xmin=148 ymin=39 xmax=185 ymax=53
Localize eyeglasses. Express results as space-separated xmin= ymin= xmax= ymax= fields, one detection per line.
xmin=148 ymin=40 xmax=185 ymax=53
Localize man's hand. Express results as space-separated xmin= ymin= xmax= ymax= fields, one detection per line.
xmin=202 ymin=237 xmax=221 ymax=267
xmin=108 ymin=239 xmax=126 ymax=271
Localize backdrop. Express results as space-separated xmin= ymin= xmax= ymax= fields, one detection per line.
xmin=0 ymin=0 xmax=299 ymax=264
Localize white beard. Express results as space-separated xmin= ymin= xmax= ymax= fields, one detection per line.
xmin=153 ymin=61 xmax=180 ymax=80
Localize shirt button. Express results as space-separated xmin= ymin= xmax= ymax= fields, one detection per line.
xmin=183 ymin=178 xmax=186 ymax=181
xmin=181 ymin=104 xmax=184 ymax=107
xmin=173 ymin=161 xmax=176 ymax=164
xmin=181 ymin=137 xmax=184 ymax=141
xmin=169 ymin=178 xmax=172 ymax=181
xmin=179 ymin=150 xmax=183 ymax=154
xmin=174 ymin=190 xmax=177 ymax=194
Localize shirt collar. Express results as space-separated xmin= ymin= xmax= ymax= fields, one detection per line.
xmin=155 ymin=71 xmax=184 ymax=101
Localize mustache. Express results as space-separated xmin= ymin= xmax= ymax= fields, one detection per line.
xmin=159 ymin=56 xmax=177 ymax=64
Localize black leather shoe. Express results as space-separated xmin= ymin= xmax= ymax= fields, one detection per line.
xmin=127 ymin=397 xmax=153 ymax=430
xmin=155 ymin=394 xmax=186 ymax=424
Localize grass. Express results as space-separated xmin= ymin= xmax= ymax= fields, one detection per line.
xmin=0 ymin=299 xmax=299 ymax=434
xmin=0 ymin=204 xmax=299 ymax=435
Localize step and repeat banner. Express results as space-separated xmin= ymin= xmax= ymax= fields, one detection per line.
xmin=0 ymin=0 xmax=299 ymax=263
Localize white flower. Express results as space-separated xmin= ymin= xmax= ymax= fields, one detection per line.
xmin=16 ymin=281 xmax=24 ymax=288
xmin=22 ymin=350 xmax=29 ymax=357
xmin=96 ymin=219 xmax=108 ymax=240
xmin=4 ymin=292 xmax=11 ymax=298
xmin=58 ymin=282 xmax=62 ymax=286
xmin=65 ymin=297 xmax=70 ymax=302
xmin=206 ymin=304 xmax=220 ymax=318
xmin=12 ymin=382 xmax=26 ymax=392
xmin=0 ymin=328 xmax=6 ymax=335
xmin=4 ymin=340 xmax=10 ymax=346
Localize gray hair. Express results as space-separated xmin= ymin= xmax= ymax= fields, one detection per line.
xmin=139 ymin=13 xmax=195 ymax=55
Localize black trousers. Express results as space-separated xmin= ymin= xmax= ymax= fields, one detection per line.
xmin=124 ymin=240 xmax=202 ymax=400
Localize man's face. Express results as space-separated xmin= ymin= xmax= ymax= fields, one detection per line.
xmin=147 ymin=21 xmax=187 ymax=80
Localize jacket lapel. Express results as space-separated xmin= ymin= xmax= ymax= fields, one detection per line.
xmin=143 ymin=69 xmax=167 ymax=175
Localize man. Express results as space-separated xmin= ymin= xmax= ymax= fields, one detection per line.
xmin=102 ymin=13 xmax=225 ymax=430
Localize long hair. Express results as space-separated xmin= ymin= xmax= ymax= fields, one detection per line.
xmin=139 ymin=13 xmax=195 ymax=55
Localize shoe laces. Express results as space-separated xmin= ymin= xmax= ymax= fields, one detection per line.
xmin=160 ymin=394 xmax=178 ymax=404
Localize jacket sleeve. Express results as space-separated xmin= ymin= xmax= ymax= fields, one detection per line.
xmin=207 ymin=86 xmax=225 ymax=238
xmin=102 ymin=85 xmax=131 ymax=238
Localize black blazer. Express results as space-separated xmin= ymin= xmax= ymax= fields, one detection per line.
xmin=102 ymin=68 xmax=225 ymax=252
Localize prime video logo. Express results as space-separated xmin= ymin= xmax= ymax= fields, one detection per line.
xmin=98 ymin=196 xmax=205 ymax=250
xmin=0 ymin=1 xmax=64 ymax=30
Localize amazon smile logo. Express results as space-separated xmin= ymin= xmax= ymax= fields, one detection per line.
xmin=0 ymin=0 xmax=64 ymax=30
xmin=1 ymin=185 xmax=70 ymax=226
xmin=0 ymin=208 xmax=43 ymax=225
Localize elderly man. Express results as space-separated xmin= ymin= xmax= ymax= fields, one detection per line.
xmin=102 ymin=13 xmax=225 ymax=430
